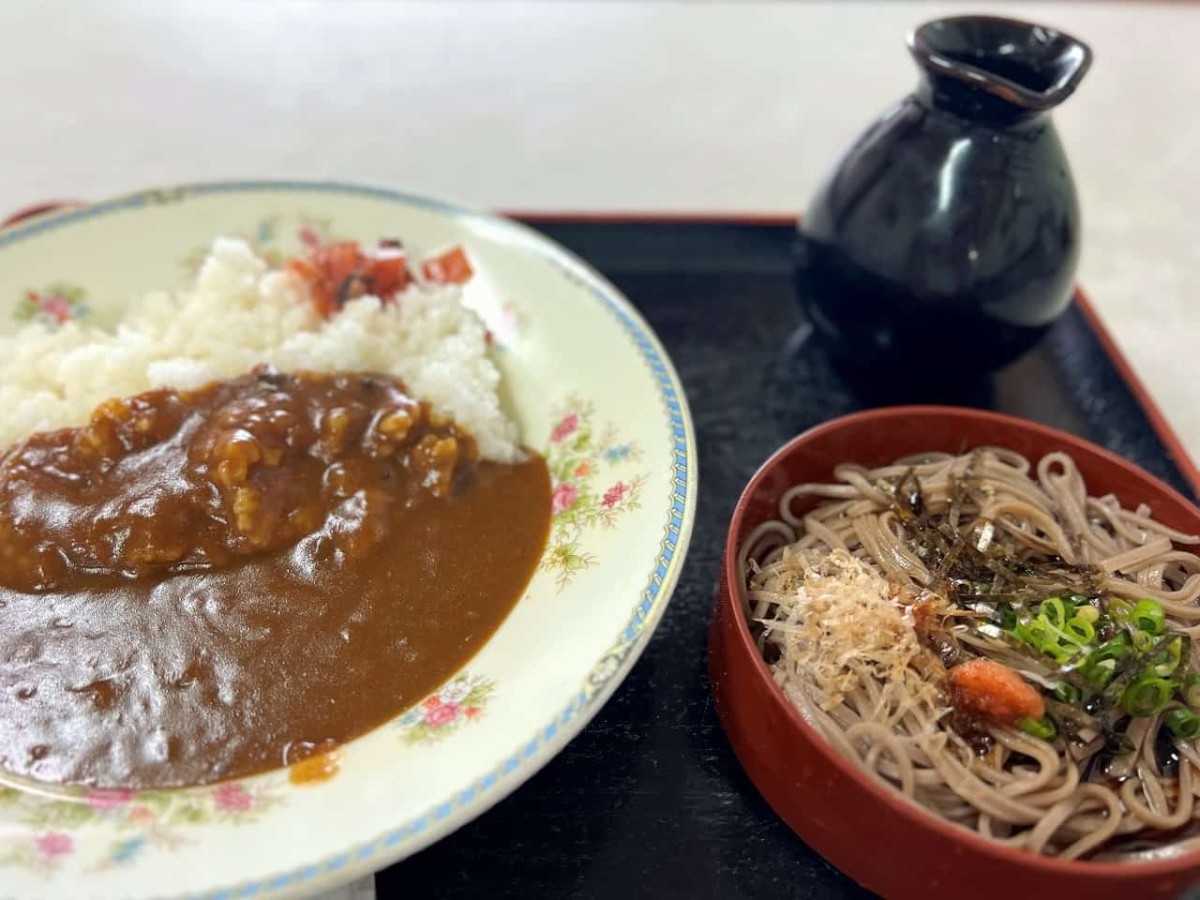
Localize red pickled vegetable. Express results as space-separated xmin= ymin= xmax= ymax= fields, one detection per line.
xmin=286 ymin=240 xmax=413 ymax=318
xmin=421 ymin=246 xmax=473 ymax=285
xmin=363 ymin=249 xmax=412 ymax=300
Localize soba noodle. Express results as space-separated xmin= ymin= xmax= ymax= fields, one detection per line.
xmin=739 ymin=449 xmax=1200 ymax=861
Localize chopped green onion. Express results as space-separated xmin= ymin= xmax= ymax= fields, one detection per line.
xmin=1054 ymin=682 xmax=1083 ymax=705
xmin=1063 ymin=616 xmax=1095 ymax=646
xmin=1082 ymin=634 xmax=1131 ymax=689
xmin=1165 ymin=708 xmax=1200 ymax=740
xmin=1013 ymin=621 xmax=1063 ymax=659
xmin=1019 ymin=716 xmax=1058 ymax=741
xmin=1046 ymin=645 xmax=1073 ymax=665
xmin=1133 ymin=599 xmax=1166 ymax=635
xmin=1087 ymin=658 xmax=1118 ymax=689
xmin=1121 ymin=674 xmax=1176 ymax=717
xmin=1184 ymin=673 xmax=1200 ymax=710
xmin=1074 ymin=604 xmax=1100 ymax=625
xmin=1041 ymin=598 xmax=1069 ymax=629
xmin=1132 ymin=630 xmax=1156 ymax=654
xmin=1095 ymin=632 xmax=1132 ymax=658
xmin=1108 ymin=598 xmax=1135 ymax=625
xmin=1022 ymin=624 xmax=1051 ymax=652
xmin=1011 ymin=611 xmax=1090 ymax=663
xmin=1149 ymin=634 xmax=1188 ymax=678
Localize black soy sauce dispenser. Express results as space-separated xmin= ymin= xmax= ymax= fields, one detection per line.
xmin=795 ymin=16 xmax=1092 ymax=377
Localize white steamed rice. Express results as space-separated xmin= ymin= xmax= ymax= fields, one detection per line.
xmin=0 ymin=238 xmax=519 ymax=461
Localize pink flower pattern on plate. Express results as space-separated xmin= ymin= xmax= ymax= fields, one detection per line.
xmin=602 ymin=482 xmax=629 ymax=509
xmin=397 ymin=674 xmax=495 ymax=744
xmin=35 ymin=832 xmax=72 ymax=859
xmin=212 ymin=783 xmax=253 ymax=813
xmin=551 ymin=482 xmax=579 ymax=515
xmin=14 ymin=283 xmax=89 ymax=327
xmin=0 ymin=779 xmax=281 ymax=874
xmin=549 ymin=414 xmax=579 ymax=443
xmin=85 ymin=788 xmax=133 ymax=811
xmin=540 ymin=398 xmax=647 ymax=590
xmin=424 ymin=702 xmax=460 ymax=727
xmin=298 ymin=224 xmax=323 ymax=248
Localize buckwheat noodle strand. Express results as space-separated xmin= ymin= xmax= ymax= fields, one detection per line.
xmin=739 ymin=449 xmax=1200 ymax=860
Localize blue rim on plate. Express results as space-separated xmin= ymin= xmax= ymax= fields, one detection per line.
xmin=0 ymin=181 xmax=698 ymax=898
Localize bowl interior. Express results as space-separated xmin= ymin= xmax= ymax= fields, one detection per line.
xmin=720 ymin=405 xmax=1200 ymax=888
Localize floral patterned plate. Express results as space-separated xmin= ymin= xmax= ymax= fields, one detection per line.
xmin=0 ymin=182 xmax=696 ymax=899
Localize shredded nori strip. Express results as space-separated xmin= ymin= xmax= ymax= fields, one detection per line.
xmin=887 ymin=463 xmax=1104 ymax=610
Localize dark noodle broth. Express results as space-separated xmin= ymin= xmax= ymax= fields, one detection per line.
xmin=740 ymin=449 xmax=1200 ymax=861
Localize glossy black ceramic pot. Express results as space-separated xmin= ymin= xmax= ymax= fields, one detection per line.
xmin=795 ymin=16 xmax=1093 ymax=374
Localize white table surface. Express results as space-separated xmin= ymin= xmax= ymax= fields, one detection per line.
xmin=1 ymin=1 xmax=1197 ymax=894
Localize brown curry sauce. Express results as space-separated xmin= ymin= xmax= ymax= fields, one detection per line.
xmin=0 ymin=367 xmax=550 ymax=788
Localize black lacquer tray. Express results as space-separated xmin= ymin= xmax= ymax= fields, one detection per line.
xmin=378 ymin=217 xmax=1199 ymax=899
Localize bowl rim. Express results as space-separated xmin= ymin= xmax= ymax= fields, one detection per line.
xmin=720 ymin=404 xmax=1200 ymax=879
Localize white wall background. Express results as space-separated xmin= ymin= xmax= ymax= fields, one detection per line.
xmin=4 ymin=2 xmax=1196 ymax=460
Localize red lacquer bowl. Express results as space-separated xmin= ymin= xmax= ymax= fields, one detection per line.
xmin=709 ymin=406 xmax=1200 ymax=900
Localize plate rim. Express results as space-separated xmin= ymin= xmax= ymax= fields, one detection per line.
xmin=0 ymin=179 xmax=699 ymax=899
